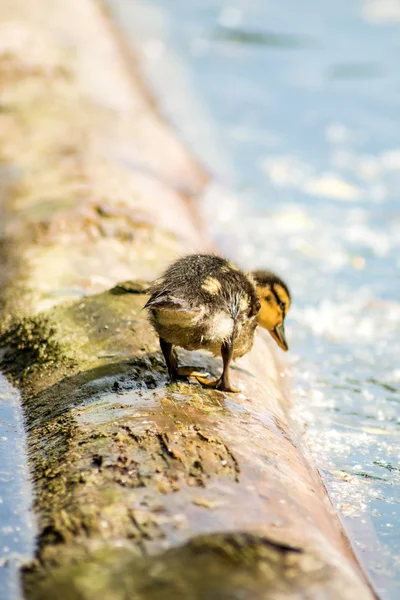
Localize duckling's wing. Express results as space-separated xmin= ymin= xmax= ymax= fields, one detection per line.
xmin=144 ymin=294 xmax=203 ymax=320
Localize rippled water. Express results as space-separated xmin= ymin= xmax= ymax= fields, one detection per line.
xmin=0 ymin=375 xmax=35 ymax=599
xmin=109 ymin=0 xmax=400 ymax=596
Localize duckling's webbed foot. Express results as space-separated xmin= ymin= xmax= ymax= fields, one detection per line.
xmin=176 ymin=366 xmax=210 ymax=379
xmin=195 ymin=375 xmax=240 ymax=394
xmin=195 ymin=341 xmax=240 ymax=393
xmin=159 ymin=338 xmax=208 ymax=382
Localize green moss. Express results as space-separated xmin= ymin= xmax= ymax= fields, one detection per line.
xmin=0 ymin=286 xmax=160 ymax=393
xmin=0 ymin=286 xmax=242 ymax=573
xmin=0 ymin=313 xmax=73 ymax=381
xmin=23 ymin=533 xmax=329 ymax=600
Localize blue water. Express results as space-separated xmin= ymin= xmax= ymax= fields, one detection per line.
xmin=109 ymin=0 xmax=400 ymax=596
xmin=0 ymin=376 xmax=35 ymax=599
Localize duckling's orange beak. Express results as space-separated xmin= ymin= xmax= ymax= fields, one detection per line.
xmin=269 ymin=323 xmax=289 ymax=352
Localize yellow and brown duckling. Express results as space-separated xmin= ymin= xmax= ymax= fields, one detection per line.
xmin=144 ymin=254 xmax=290 ymax=392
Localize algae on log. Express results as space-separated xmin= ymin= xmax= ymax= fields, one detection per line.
xmin=0 ymin=287 xmax=375 ymax=599
xmin=0 ymin=0 xmax=376 ymax=598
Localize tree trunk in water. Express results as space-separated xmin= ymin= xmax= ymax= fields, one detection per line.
xmin=0 ymin=0 xmax=376 ymax=598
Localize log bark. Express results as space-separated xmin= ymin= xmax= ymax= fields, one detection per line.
xmin=0 ymin=0 xmax=376 ymax=598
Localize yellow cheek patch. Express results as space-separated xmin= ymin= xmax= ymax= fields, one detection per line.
xmin=256 ymin=285 xmax=281 ymax=330
xmin=258 ymin=302 xmax=280 ymax=330
xmin=201 ymin=276 xmax=223 ymax=295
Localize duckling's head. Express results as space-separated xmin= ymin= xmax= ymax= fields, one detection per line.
xmin=250 ymin=270 xmax=291 ymax=352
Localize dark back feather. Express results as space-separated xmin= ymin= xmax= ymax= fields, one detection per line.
xmin=145 ymin=254 xmax=260 ymax=319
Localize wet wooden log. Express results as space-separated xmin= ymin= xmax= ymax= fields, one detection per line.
xmin=0 ymin=0 xmax=376 ymax=598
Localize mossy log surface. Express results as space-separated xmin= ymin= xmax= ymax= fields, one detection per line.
xmin=0 ymin=0 xmax=376 ymax=598
xmin=1 ymin=288 xmax=375 ymax=600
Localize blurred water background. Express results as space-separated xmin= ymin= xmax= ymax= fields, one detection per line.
xmin=109 ymin=0 xmax=400 ymax=597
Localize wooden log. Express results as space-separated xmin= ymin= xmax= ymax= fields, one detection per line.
xmin=0 ymin=0 xmax=376 ymax=598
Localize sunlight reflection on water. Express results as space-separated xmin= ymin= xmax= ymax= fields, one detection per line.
xmin=109 ymin=0 xmax=400 ymax=595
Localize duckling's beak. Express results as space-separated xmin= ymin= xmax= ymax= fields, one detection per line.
xmin=269 ymin=323 xmax=289 ymax=352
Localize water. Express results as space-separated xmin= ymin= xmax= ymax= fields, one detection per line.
xmin=0 ymin=375 xmax=35 ymax=599
xmin=107 ymin=0 xmax=400 ymax=596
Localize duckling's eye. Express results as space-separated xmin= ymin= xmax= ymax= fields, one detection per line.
xmin=279 ymin=301 xmax=286 ymax=311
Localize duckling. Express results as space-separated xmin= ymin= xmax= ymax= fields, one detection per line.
xmin=144 ymin=254 xmax=290 ymax=393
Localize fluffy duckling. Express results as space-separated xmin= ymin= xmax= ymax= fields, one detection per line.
xmin=144 ymin=254 xmax=290 ymax=392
